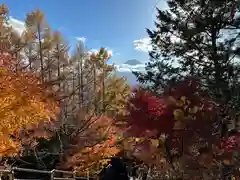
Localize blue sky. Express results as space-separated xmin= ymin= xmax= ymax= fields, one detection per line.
xmin=5 ymin=0 xmax=167 ymax=65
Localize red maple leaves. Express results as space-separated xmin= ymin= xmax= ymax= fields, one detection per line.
xmin=117 ymin=77 xmax=239 ymax=170
xmin=119 ymin=78 xmax=216 ymax=140
xmin=119 ymin=87 xmax=173 ymax=138
xmin=221 ymin=134 xmax=240 ymax=153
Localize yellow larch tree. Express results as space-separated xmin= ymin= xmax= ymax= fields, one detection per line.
xmin=87 ymin=48 xmax=131 ymax=116
xmin=103 ymin=75 xmax=131 ymax=116
xmin=25 ymin=8 xmax=49 ymax=82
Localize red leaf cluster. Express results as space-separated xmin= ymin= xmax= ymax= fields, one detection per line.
xmin=119 ymin=78 xmax=216 ymax=139
xmin=220 ymin=134 xmax=240 ymax=153
xmin=166 ymin=78 xmax=217 ymax=140
xmin=120 ymin=88 xmax=174 ymax=138
xmin=117 ymin=78 xmax=221 ymax=164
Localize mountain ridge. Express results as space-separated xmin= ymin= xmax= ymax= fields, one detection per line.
xmin=123 ymin=59 xmax=142 ymax=65
xmin=115 ymin=59 xmax=144 ymax=84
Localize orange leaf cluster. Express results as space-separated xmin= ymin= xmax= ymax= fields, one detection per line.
xmin=0 ymin=54 xmax=59 ymax=156
xmin=60 ymin=116 xmax=121 ymax=175
xmin=65 ymin=136 xmax=120 ymax=175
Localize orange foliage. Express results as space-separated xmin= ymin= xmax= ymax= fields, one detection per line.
xmin=0 ymin=54 xmax=59 ymax=156
xmin=60 ymin=116 xmax=121 ymax=175
xmin=64 ymin=136 xmax=120 ymax=175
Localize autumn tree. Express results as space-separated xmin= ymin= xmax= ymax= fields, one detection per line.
xmin=118 ymin=78 xmax=240 ymax=179
xmin=69 ymin=41 xmax=92 ymax=114
xmin=67 ymin=46 xmax=131 ymax=117
xmin=58 ymin=116 xmax=122 ymax=176
xmin=0 ymin=3 xmax=132 ymax=174
xmin=0 ymin=4 xmax=59 ymax=157
xmin=25 ymin=9 xmax=50 ymax=82
xmin=132 ymin=1 xmax=240 ymax=177
xmin=50 ymin=31 xmax=70 ymax=92
xmin=0 ymin=4 xmax=62 ymax=167
xmin=0 ymin=50 xmax=58 ymax=156
xmin=88 ymin=48 xmax=113 ymax=113
xmin=103 ymin=75 xmax=131 ymax=116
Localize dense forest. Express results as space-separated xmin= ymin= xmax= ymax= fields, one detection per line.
xmin=0 ymin=0 xmax=240 ymax=179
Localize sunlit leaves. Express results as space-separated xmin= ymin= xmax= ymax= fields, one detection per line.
xmin=60 ymin=116 xmax=121 ymax=175
xmin=117 ymin=78 xmax=220 ymax=176
xmin=103 ymin=75 xmax=131 ymax=116
xmin=0 ymin=55 xmax=58 ymax=156
xmin=65 ymin=136 xmax=120 ymax=175
xmin=118 ymin=87 xmax=172 ymax=138
xmin=25 ymin=9 xmax=45 ymax=28
xmin=173 ymin=109 xmax=185 ymax=121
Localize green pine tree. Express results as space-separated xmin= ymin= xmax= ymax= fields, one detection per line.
xmin=134 ymin=0 xmax=240 ymax=105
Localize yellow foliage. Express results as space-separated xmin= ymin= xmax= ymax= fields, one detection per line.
xmin=173 ymin=109 xmax=185 ymax=121
xmin=103 ymin=75 xmax=131 ymax=115
xmin=189 ymin=105 xmax=199 ymax=114
xmin=172 ymin=95 xmax=201 ymax=126
xmin=135 ymin=137 xmax=141 ymax=142
xmin=176 ymin=99 xmax=185 ymax=107
xmin=180 ymin=96 xmax=186 ymax=102
xmin=150 ymin=139 xmax=159 ymax=147
xmin=25 ymin=9 xmax=45 ymax=27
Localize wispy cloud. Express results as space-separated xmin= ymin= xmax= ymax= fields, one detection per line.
xmin=76 ymin=36 xmax=87 ymax=43
xmin=9 ymin=17 xmax=118 ymax=59
xmin=115 ymin=63 xmax=145 ymax=72
xmin=133 ymin=37 xmax=152 ymax=52
xmin=9 ymin=16 xmax=25 ymax=35
xmin=134 ymin=35 xmax=182 ymax=53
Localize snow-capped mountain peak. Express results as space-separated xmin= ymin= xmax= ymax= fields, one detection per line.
xmin=114 ymin=59 xmax=145 ymax=84
xmin=124 ymin=59 xmax=141 ymax=66
xmin=116 ymin=59 xmax=144 ymax=72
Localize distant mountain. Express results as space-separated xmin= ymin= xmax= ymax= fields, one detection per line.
xmin=124 ymin=59 xmax=142 ymax=65
xmin=115 ymin=59 xmax=144 ymax=85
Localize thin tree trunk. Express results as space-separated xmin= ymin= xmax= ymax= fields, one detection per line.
xmin=77 ymin=57 xmax=81 ymax=109
xmin=80 ymin=56 xmax=84 ymax=109
xmin=29 ymin=44 xmax=32 ymax=70
xmin=72 ymin=69 xmax=75 ymax=113
xmin=102 ymin=68 xmax=105 ymax=113
xmin=37 ymin=24 xmax=44 ymax=83
xmin=47 ymin=52 xmax=51 ymax=82
xmin=56 ymin=44 xmax=61 ymax=91
xmin=93 ymin=64 xmax=97 ymax=113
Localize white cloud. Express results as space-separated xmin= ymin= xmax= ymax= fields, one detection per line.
xmin=76 ymin=37 xmax=86 ymax=43
xmin=115 ymin=63 xmax=145 ymax=72
xmin=133 ymin=37 xmax=152 ymax=52
xmin=134 ymin=36 xmax=181 ymax=53
xmin=8 ymin=17 xmax=118 ymax=59
xmin=9 ymin=16 xmax=25 ymax=35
